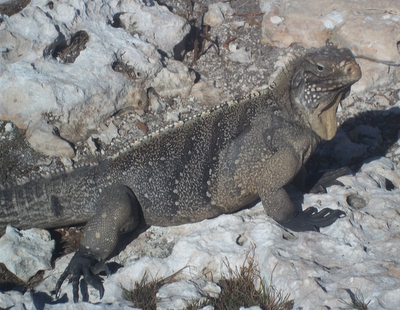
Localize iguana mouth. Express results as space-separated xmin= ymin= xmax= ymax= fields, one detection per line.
xmin=319 ymin=86 xmax=351 ymax=114
xmin=316 ymin=89 xmax=348 ymax=140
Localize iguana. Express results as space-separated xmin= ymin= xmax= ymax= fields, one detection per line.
xmin=0 ymin=44 xmax=361 ymax=302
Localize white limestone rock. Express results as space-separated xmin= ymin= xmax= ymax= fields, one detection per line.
xmin=204 ymin=2 xmax=235 ymax=27
xmin=190 ymin=81 xmax=228 ymax=107
xmin=116 ymin=1 xmax=190 ymax=56
xmin=26 ymin=121 xmax=75 ymax=158
xmin=259 ymin=0 xmax=281 ymax=14
xmin=92 ymin=122 xmax=119 ymax=145
xmin=0 ymin=225 xmax=54 ymax=282
xmin=151 ymin=60 xmax=195 ymax=98
xmin=0 ymin=0 xmax=190 ymax=155
xmin=3 ymin=157 xmax=400 ymax=309
xmin=157 ymin=279 xmax=220 ymax=310
xmin=261 ymin=0 xmax=400 ymax=93
xmin=228 ymin=47 xmax=253 ymax=64
xmin=4 ymin=122 xmax=13 ymax=132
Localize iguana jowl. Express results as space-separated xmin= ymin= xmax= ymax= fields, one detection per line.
xmin=0 ymin=45 xmax=361 ymax=302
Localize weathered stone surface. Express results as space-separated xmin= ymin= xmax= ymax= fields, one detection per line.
xmin=157 ymin=279 xmax=220 ymax=310
xmin=0 ymin=0 xmax=190 ymax=155
xmin=228 ymin=46 xmax=252 ymax=63
xmin=116 ymin=0 xmax=189 ymax=56
xmin=204 ymin=2 xmax=234 ymax=27
xmin=92 ymin=122 xmax=119 ymax=145
xmin=0 ymin=225 xmax=54 ymax=282
xmin=151 ymin=60 xmax=195 ymax=98
xmin=190 ymin=80 xmax=228 ymax=107
xmin=1 ymin=158 xmax=399 ymax=308
xmin=26 ymin=121 xmax=75 ymax=158
xmin=261 ymin=0 xmax=400 ymax=92
xmin=259 ymin=0 xmax=281 ymax=14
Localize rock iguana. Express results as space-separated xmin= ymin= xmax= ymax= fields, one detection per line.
xmin=0 ymin=44 xmax=361 ymax=302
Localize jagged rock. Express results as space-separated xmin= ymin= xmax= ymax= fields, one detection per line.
xmin=261 ymin=0 xmax=400 ymax=93
xmin=1 ymin=158 xmax=400 ymax=309
xmin=228 ymin=47 xmax=253 ymax=63
xmin=92 ymin=122 xmax=119 ymax=145
xmin=204 ymin=2 xmax=235 ymax=27
xmin=26 ymin=122 xmax=75 ymax=158
xmin=360 ymin=157 xmax=400 ymax=188
xmin=151 ymin=60 xmax=195 ymax=98
xmin=190 ymin=81 xmax=228 ymax=107
xmin=165 ymin=111 xmax=180 ymax=122
xmin=4 ymin=122 xmax=13 ymax=132
xmin=259 ymin=0 xmax=281 ymax=14
xmin=87 ymin=137 xmax=99 ymax=154
xmin=156 ymin=279 xmax=220 ymax=310
xmin=116 ymin=2 xmax=189 ymax=56
xmin=0 ymin=225 xmax=54 ymax=282
xmin=0 ymin=0 xmax=190 ymax=154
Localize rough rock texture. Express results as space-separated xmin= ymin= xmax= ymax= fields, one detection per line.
xmin=157 ymin=280 xmax=221 ymax=310
xmin=1 ymin=0 xmax=400 ymax=309
xmin=0 ymin=225 xmax=54 ymax=282
xmin=0 ymin=0 xmax=190 ymax=156
xmin=1 ymin=157 xmax=398 ymax=309
xmin=262 ymin=0 xmax=400 ymax=93
xmin=203 ymin=2 xmax=235 ymax=27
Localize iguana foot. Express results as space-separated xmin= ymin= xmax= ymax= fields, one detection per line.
xmin=55 ymin=252 xmax=104 ymax=303
xmin=281 ymin=207 xmax=346 ymax=232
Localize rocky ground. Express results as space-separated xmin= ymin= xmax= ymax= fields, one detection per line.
xmin=1 ymin=0 xmax=400 ymax=309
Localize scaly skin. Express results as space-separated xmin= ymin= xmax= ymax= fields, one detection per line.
xmin=0 ymin=44 xmax=361 ymax=302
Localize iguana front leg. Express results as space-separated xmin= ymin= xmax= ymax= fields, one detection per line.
xmin=56 ymin=184 xmax=140 ymax=302
xmin=258 ymin=147 xmax=345 ymax=232
xmin=259 ymin=180 xmax=345 ymax=232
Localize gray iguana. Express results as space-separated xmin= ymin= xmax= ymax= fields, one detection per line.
xmin=0 ymin=44 xmax=361 ymax=302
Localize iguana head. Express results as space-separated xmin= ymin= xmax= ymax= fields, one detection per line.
xmin=290 ymin=45 xmax=361 ymax=140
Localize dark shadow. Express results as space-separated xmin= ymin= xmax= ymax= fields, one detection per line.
xmin=110 ymin=12 xmax=124 ymax=28
xmin=306 ymin=106 xmax=400 ymax=174
xmin=43 ymin=26 xmax=67 ymax=58
xmin=31 ymin=291 xmax=68 ymax=310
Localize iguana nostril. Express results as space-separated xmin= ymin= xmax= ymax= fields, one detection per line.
xmin=345 ymin=63 xmax=361 ymax=78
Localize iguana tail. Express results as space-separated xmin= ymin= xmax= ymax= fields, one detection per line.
xmin=0 ymin=164 xmax=106 ymax=235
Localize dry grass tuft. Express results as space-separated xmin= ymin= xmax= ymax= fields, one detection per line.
xmin=123 ymin=253 xmax=293 ymax=310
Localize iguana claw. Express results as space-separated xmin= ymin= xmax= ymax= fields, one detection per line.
xmin=55 ymin=252 xmax=104 ymax=303
xmin=282 ymin=207 xmax=346 ymax=232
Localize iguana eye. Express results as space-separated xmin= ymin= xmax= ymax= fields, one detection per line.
xmin=316 ymin=63 xmax=325 ymax=72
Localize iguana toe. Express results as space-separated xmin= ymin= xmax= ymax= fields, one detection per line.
xmin=282 ymin=207 xmax=346 ymax=232
xmin=55 ymin=253 xmax=104 ymax=303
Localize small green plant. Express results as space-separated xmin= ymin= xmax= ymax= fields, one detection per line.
xmin=339 ymin=288 xmax=370 ymax=310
